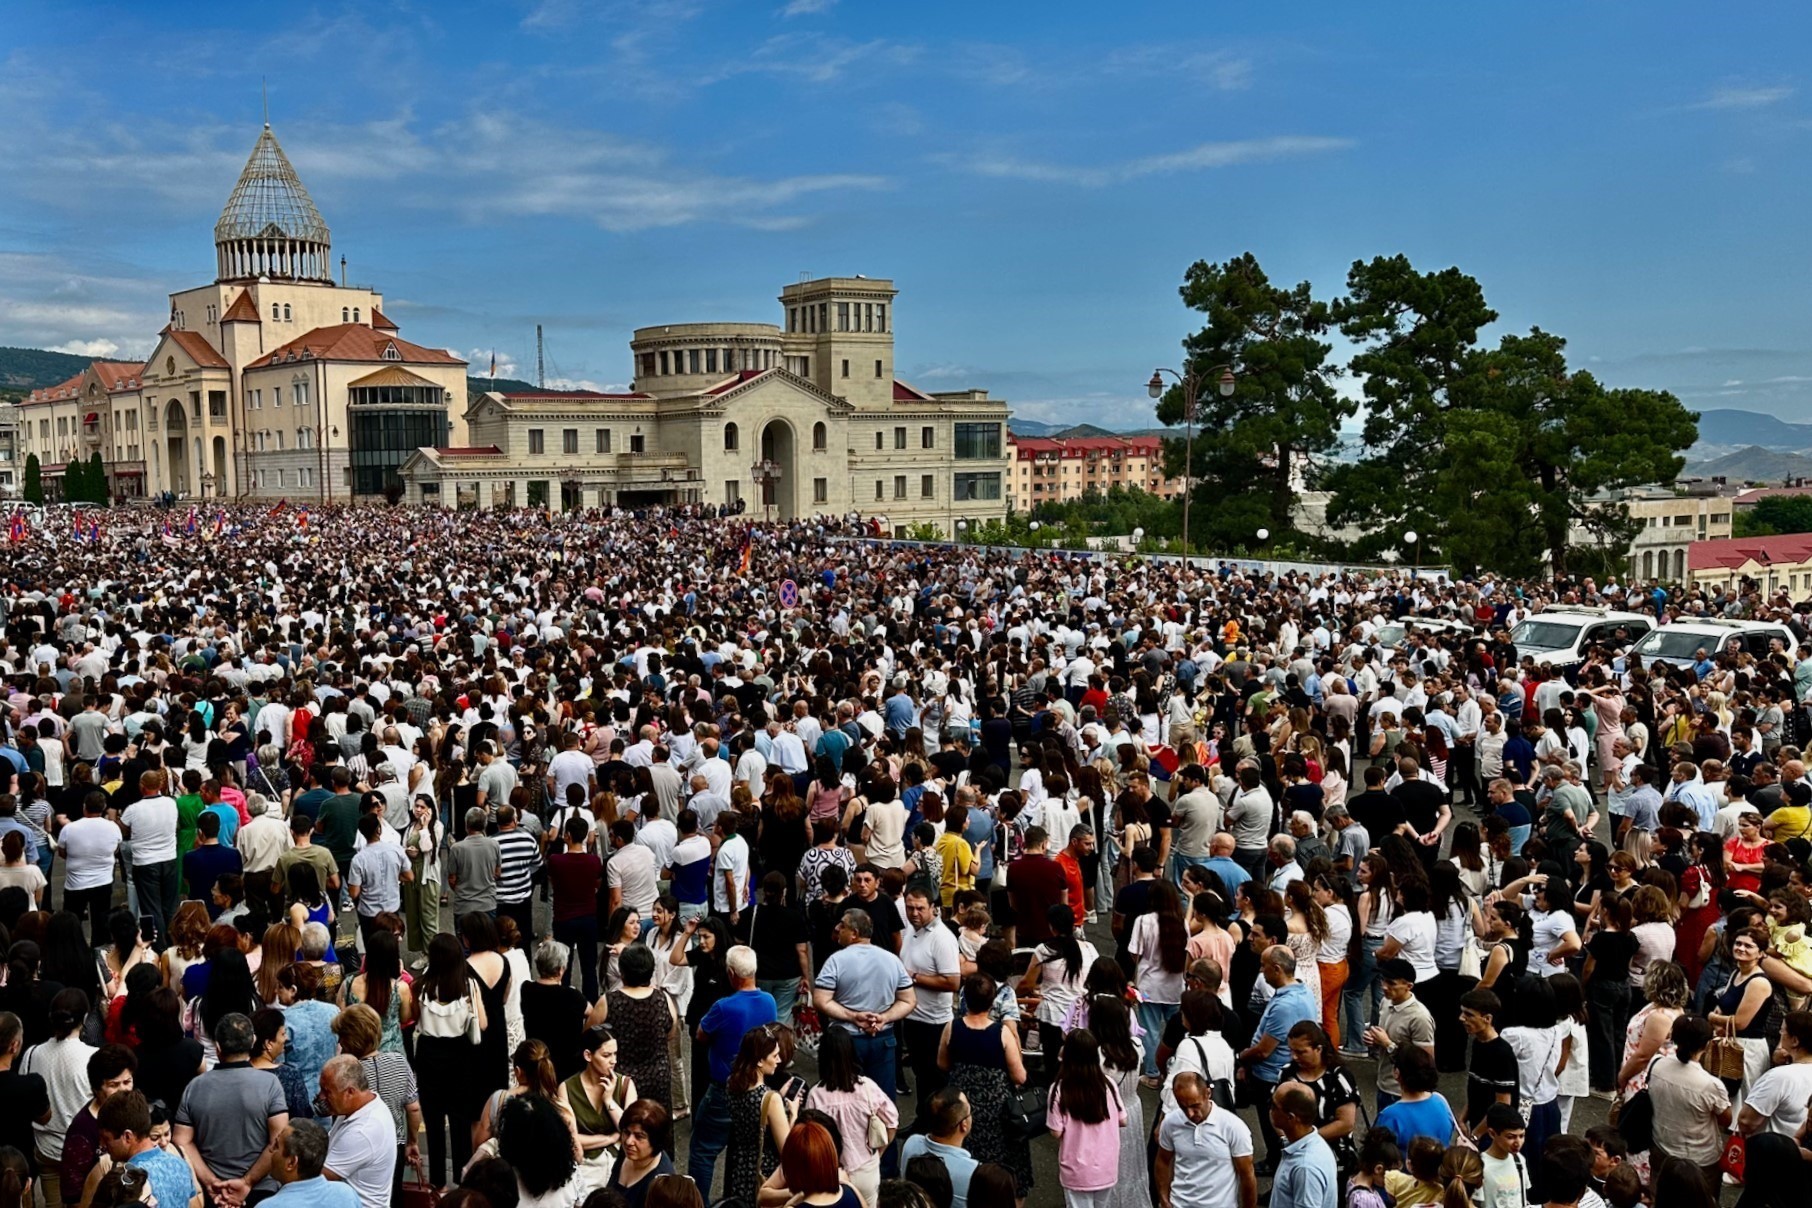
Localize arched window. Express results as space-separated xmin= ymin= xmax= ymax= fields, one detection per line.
xmin=353 ymin=308 xmax=361 ymax=323
xmin=1641 ymin=550 xmax=1654 ymax=580
xmin=724 ymin=422 xmax=739 ymax=452
xmin=283 ymin=304 xmax=292 ymax=321
xmin=342 ymin=308 xmax=349 ymax=322
xmin=272 ymin=304 xmax=280 ymax=321
xmin=813 ymin=422 xmax=827 ymax=451
xmin=1674 ymin=549 xmax=1686 ymax=581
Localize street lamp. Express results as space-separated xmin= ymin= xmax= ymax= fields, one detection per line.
xmin=1148 ymin=364 xmax=1236 ymax=560
xmin=956 ymin=519 xmax=968 ymax=543
xmin=1131 ymin=525 xmax=1144 ymax=552
xmin=1405 ymin=529 xmax=1421 ymax=574
xmin=1256 ymin=527 xmax=1270 ymax=549
xmin=198 ymin=470 xmax=215 ymax=500
xmin=749 ymin=458 xmax=781 ymax=523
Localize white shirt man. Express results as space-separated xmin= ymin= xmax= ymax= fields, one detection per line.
xmin=713 ymin=820 xmax=752 ymax=918
xmin=1157 ymin=1072 xmax=1255 ymax=1208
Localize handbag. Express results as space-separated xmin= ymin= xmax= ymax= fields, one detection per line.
xmin=1458 ymin=933 xmax=1484 ymax=981
xmin=399 ymin=1162 xmax=442 ymax=1208
xmin=1706 ymin=1017 xmax=1750 ymax=1081
xmin=866 ymin=1107 xmax=891 ymax=1152
xmin=1614 ymin=1056 xmax=1663 ymax=1153
xmin=1000 ymin=1082 xmax=1048 ymax=1141
xmin=1719 ymin=1132 xmax=1747 ymax=1182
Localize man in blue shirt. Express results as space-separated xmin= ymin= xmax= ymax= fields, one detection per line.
xmin=1269 ymin=1082 xmax=1338 ymax=1208
xmin=99 ymin=1089 xmax=207 ymax=1208
xmin=264 ymin=1119 xmax=359 ymax=1207
xmin=1237 ymin=946 xmax=1318 ymax=1176
xmin=688 ymin=945 xmax=777 ymax=1191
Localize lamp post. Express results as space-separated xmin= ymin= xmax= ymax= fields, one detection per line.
xmin=199 ymin=470 xmax=215 ymax=500
xmin=1131 ymin=525 xmax=1144 ymax=553
xmin=1256 ymin=527 xmax=1269 ymax=558
xmin=1148 ymin=364 xmax=1236 ymax=561
xmin=956 ymin=519 xmax=968 ymax=544
xmin=1405 ymin=529 xmax=1421 ymax=575
xmin=749 ymin=458 xmax=780 ymax=523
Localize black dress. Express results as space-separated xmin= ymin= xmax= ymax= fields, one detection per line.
xmin=605 ymin=989 xmax=671 ymax=1108
xmin=945 ymin=1015 xmax=1033 ymax=1194
xmin=471 ymin=959 xmax=513 ymax=1100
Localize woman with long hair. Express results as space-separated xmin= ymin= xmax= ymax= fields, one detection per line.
xmin=254 ymin=921 xmax=300 ymax=1007
xmin=159 ymin=901 xmax=210 ymax=991
xmin=674 ymin=915 xmax=734 ymax=1112
xmin=338 ymin=930 xmax=413 ymax=1054
xmin=1282 ymin=876 xmax=1328 ymax=1031
xmin=1342 ymin=850 xmax=1397 ymax=1054
xmin=1426 ymin=861 xmax=1481 ymax=1073
xmin=20 ymin=988 xmax=93 ymax=1203
xmin=1307 ymin=873 xmax=1354 ymax=1048
xmin=134 ymin=985 xmax=205 ymax=1110
xmin=563 ymin=1025 xmax=635 ymax=1162
xmin=1047 ymin=1029 xmax=1125 ymax=1206
xmin=100 ymin=910 xmax=153 ymax=1006
xmin=1126 ymin=881 xmax=1187 ymax=1085
xmin=804 ymin=1026 xmax=897 ymax=1207
xmin=1085 ymin=995 xmax=1148 ymax=1208
xmin=1677 ymin=830 xmax=1727 ymax=987
xmin=1279 ymin=1018 xmax=1361 ymax=1172
xmin=1020 ymin=903 xmax=1099 ymax=1083
xmin=725 ymin=1025 xmax=792 ymax=1208
xmin=416 ymin=932 xmax=489 ymax=1185
xmin=475 ymin=1039 xmax=580 ymax=1159
xmin=496 ymin=1093 xmax=583 ymax=1208
xmin=402 ymin=794 xmax=444 ymax=958
xmin=459 ymin=911 xmax=514 ymax=1106
xmin=250 ymin=1005 xmax=313 ymax=1121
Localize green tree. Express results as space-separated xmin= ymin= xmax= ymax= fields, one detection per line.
xmin=21 ymin=454 xmax=41 ymax=505
xmin=903 ymin=521 xmax=944 ymax=542
xmin=87 ymin=453 xmax=107 ymax=505
xmin=1155 ymin=254 xmax=1348 ymax=551
xmin=1734 ymin=495 xmax=1812 ymax=537
xmin=1327 ymin=256 xmax=1698 ymax=576
xmin=62 ymin=459 xmax=86 ymax=505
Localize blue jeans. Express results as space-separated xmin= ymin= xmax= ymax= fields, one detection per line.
xmin=686 ymin=1082 xmax=733 ymax=1194
xmin=848 ymin=1030 xmax=898 ymax=1175
xmin=759 ymin=978 xmax=801 ymax=1028
xmin=1341 ymin=934 xmax=1384 ymax=1049
xmin=1137 ymin=1001 xmax=1179 ymax=1077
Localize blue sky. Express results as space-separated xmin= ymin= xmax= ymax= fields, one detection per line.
xmin=2 ymin=1 xmax=1809 ymax=428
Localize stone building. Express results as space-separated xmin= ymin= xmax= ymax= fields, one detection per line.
xmin=400 ymin=276 xmax=1012 ymax=533
xmin=1006 ymin=434 xmax=1178 ymax=510
xmin=15 ymin=123 xmax=467 ymax=501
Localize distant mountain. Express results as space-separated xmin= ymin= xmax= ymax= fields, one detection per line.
xmin=1007 ymin=419 xmax=1176 ymax=440
xmin=0 ymin=346 xmax=96 ymax=393
xmin=467 ymin=376 xmax=540 ymax=397
xmin=1006 ymin=419 xmax=1067 ymax=437
xmin=1684 ymin=445 xmax=1812 ymax=484
xmin=1693 ymin=408 xmax=1812 ymax=451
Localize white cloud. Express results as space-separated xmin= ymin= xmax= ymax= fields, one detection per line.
xmin=781 ymin=0 xmax=837 ymax=15
xmin=49 ymin=338 xmax=123 ymax=358
xmin=697 ymin=34 xmax=920 ymax=85
xmin=941 ymin=135 xmax=1353 ymax=187
xmin=1104 ymin=46 xmax=1255 ymax=92
xmin=468 ymin=350 xmax=521 ymax=379
xmin=1689 ymin=85 xmax=1795 ymax=111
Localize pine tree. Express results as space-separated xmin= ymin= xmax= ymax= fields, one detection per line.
xmin=21 ymin=454 xmax=41 ymax=505
xmin=87 ymin=452 xmax=107 ymax=505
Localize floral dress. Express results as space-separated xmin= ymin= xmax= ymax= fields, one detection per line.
xmin=1618 ymin=1002 xmax=1679 ymax=1184
xmin=604 ymin=990 xmax=671 ymax=1109
xmin=726 ymin=1083 xmax=778 ymax=1208
xmin=946 ymin=1015 xmax=1033 ymax=1194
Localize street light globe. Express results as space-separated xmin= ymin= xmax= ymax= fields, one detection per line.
xmin=957 ymin=520 xmax=968 ymax=531
xmin=1218 ymin=368 xmax=1237 ymax=398
xmin=1405 ymin=530 xmax=1419 ymax=545
xmin=1256 ymin=528 xmax=1270 ymax=542
xmin=1028 ymin=520 xmax=1041 ymax=531
xmin=1132 ymin=527 xmax=1144 ymax=541
xmin=1146 ymin=371 xmax=1164 ymax=399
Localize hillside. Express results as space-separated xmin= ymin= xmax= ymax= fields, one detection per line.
xmin=1684 ymin=445 xmax=1812 ymax=483
xmin=0 ymin=346 xmax=94 ymax=393
xmin=467 ymin=376 xmax=540 ymax=397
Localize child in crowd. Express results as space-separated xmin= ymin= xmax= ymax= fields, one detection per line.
xmin=1479 ymin=1104 xmax=1530 ymax=1208
xmin=1346 ymin=1127 xmax=1402 ymax=1208
xmin=1384 ymin=1136 xmax=1448 ymax=1207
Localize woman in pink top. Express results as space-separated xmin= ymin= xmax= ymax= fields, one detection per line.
xmin=1047 ymin=1029 xmax=1128 ymax=1207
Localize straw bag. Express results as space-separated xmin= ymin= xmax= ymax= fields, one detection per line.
xmin=1704 ymin=1018 xmax=1749 ymax=1081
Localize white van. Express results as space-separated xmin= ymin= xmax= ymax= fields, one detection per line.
xmin=1633 ymin=619 xmax=1797 ymax=669
xmin=1510 ymin=606 xmax=1655 ymax=670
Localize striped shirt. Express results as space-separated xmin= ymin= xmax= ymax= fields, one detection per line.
xmin=493 ymin=827 xmax=541 ymax=904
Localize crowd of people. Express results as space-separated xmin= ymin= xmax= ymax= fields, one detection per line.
xmin=0 ymin=502 xmax=1809 ymax=1208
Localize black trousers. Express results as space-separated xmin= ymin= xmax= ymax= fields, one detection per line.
xmin=901 ymin=1017 xmax=949 ymax=1128
xmin=497 ymin=897 xmax=533 ymax=942
xmin=65 ymin=885 xmax=112 ymax=947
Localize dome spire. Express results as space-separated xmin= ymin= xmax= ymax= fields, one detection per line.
xmin=214 ymin=124 xmax=332 ymax=283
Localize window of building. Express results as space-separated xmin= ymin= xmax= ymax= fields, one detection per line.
xmin=837 ymin=302 xmax=850 ymax=331
xmin=875 ymin=432 xmax=884 ymax=451
xmin=342 ymin=308 xmax=350 ymax=322
xmin=596 ymin=429 xmax=611 ymax=453
xmin=348 ymin=406 xmax=451 ymax=496
xmin=842 ymin=359 xmax=850 ymax=378
xmin=921 ymin=426 xmax=934 ymax=449
xmin=706 ymin=349 xmax=718 ymax=373
xmin=788 ymin=307 xmax=798 ymax=332
xmin=726 ymin=480 xmax=741 ymax=505
xmin=724 ymin=422 xmax=739 ymax=452
xmin=353 ymin=308 xmax=360 ymax=323
xmin=894 ymin=475 xmax=906 ymax=499
xmin=563 ymin=429 xmax=578 ymax=454
xmin=687 ymin=349 xmax=700 ymax=374
xmin=814 ymin=478 xmax=828 ymax=503
xmin=660 ymin=351 xmax=670 ymax=375
xmin=864 ymin=303 xmax=874 ymax=332
xmin=954 ymin=422 xmax=1002 ymax=459
xmin=630 ymin=432 xmax=646 ymax=454
xmin=283 ymin=304 xmax=291 ymax=321
xmin=297 ymin=427 xmax=311 ymax=450
xmin=529 ymin=429 xmax=545 ymax=455
xmin=921 ymin=474 xmax=935 ymax=498
xmin=874 ymin=360 xmax=883 ymax=379
xmin=953 ymin=471 xmax=1002 ymax=501
xmin=877 ymin=304 xmax=886 ymax=332
xmin=894 ymin=426 xmax=906 ymax=450
xmin=875 ymin=480 xmax=885 ymax=501
xmin=818 ymin=302 xmax=828 ymax=332
xmin=813 ymin=422 xmax=827 ymax=451
xmin=295 ymin=381 xmax=309 ymax=408
xmin=277 ymin=431 xmax=286 ymax=450
xmin=272 ymin=304 xmax=281 ymax=321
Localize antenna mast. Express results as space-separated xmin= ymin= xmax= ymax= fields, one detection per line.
xmin=536 ymin=324 xmax=545 ymax=388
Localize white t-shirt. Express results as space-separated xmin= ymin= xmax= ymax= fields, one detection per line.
xmin=120 ymin=796 xmax=179 ymax=865
xmin=713 ymin=834 xmax=751 ymax=912
xmin=1385 ymin=910 xmax=1439 ymax=982
xmin=326 ymin=1094 xmax=398 ymax=1208
xmin=635 ymin=819 xmax=677 ymax=870
xmin=608 ymin=843 xmax=659 ymax=916
xmin=1746 ymin=1060 xmax=1812 ymax=1137
xmin=1528 ymin=908 xmax=1578 ymax=978
xmin=59 ymin=816 xmax=123 ymax=891
xmin=901 ymin=919 xmax=961 ymax=1024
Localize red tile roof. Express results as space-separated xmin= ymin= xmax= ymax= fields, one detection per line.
xmin=370 ymin=307 xmax=399 ymax=331
xmin=220 ymin=292 xmax=261 ymax=324
xmin=258 ymin=324 xmax=464 ymax=367
xmin=1733 ymin=486 xmax=1812 ymax=506
xmin=1009 ymin=434 xmax=1164 ymax=460
xmin=893 ymin=379 xmax=934 ymax=402
xmin=92 ymin=361 xmax=145 ymax=392
xmin=21 ymin=371 xmax=85 ymax=406
xmin=706 ymin=369 xmax=768 ymax=395
xmin=1689 ymin=534 xmax=1812 ymax=572
xmin=162 ymin=327 xmax=231 ymax=369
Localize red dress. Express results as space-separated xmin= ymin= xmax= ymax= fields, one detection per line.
xmin=1676 ymin=863 xmax=1721 ymax=985
xmin=1727 ymin=837 xmax=1768 ymax=895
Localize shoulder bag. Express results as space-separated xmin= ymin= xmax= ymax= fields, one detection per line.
xmin=1001 ymin=1082 xmax=1048 ymax=1142
xmin=1613 ymin=1054 xmax=1665 ymax=1153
